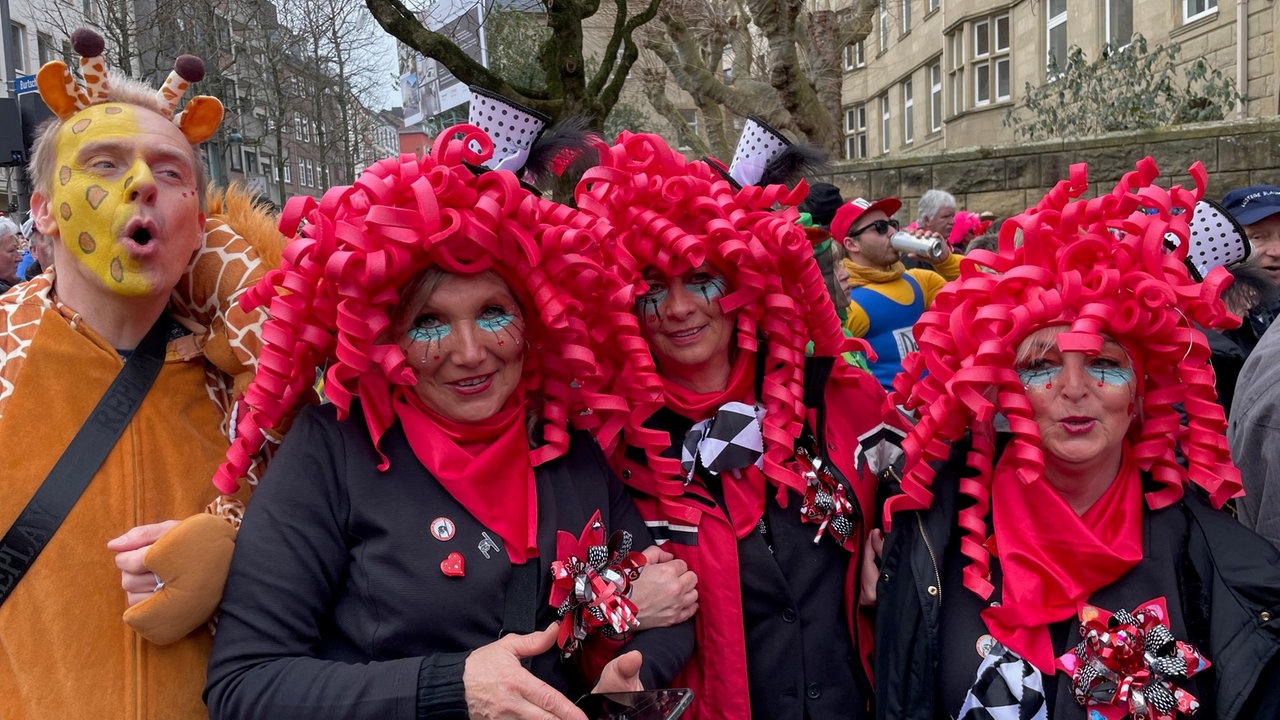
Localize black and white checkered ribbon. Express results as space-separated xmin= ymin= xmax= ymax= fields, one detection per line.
xmin=957 ymin=642 xmax=1049 ymax=720
xmin=680 ymin=401 xmax=766 ymax=483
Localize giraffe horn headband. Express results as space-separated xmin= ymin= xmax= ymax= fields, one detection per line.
xmin=35 ymin=28 xmax=223 ymax=144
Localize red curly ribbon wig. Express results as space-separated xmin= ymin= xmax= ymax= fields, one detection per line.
xmin=574 ymin=131 xmax=868 ymax=516
xmin=885 ymin=157 xmax=1243 ymax=598
xmin=213 ymin=124 xmax=666 ymax=494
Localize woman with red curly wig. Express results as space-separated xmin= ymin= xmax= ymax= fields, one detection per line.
xmin=576 ymin=131 xmax=903 ymax=720
xmin=874 ymin=158 xmax=1280 ymax=720
xmin=203 ymin=123 xmax=693 ymax=720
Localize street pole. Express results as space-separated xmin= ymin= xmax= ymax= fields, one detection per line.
xmin=0 ymin=0 xmax=25 ymax=213
xmin=0 ymin=2 xmax=14 ymax=99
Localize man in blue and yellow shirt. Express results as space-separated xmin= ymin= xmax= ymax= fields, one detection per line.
xmin=834 ymin=196 xmax=960 ymax=391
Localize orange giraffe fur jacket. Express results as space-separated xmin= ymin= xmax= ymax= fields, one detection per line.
xmin=0 ymin=186 xmax=283 ymax=720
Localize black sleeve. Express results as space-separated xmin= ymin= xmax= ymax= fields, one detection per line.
xmin=1240 ymin=654 xmax=1280 ymax=719
xmin=595 ymin=440 xmax=696 ymax=689
xmin=415 ymin=652 xmax=470 ymax=719
xmin=204 ymin=407 xmax=452 ymax=720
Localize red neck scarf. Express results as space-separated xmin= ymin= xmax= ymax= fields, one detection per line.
xmin=662 ymin=353 xmax=773 ymax=538
xmin=662 ymin=351 xmax=755 ymax=421
xmin=982 ymin=446 xmax=1144 ymax=672
xmin=393 ymin=389 xmax=539 ymax=563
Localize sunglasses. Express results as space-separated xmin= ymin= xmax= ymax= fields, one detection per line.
xmin=849 ymin=218 xmax=900 ymax=238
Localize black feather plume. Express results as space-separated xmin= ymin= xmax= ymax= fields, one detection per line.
xmin=521 ymin=116 xmax=601 ymax=188
xmin=759 ymin=143 xmax=829 ymax=188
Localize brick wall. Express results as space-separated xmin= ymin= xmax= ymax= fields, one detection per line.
xmin=819 ymin=118 xmax=1280 ymax=223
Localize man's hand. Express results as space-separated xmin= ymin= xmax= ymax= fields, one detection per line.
xmin=628 ymin=546 xmax=698 ymax=629
xmin=592 ymin=650 xmax=644 ymax=694
xmin=464 ymin=625 xmax=588 ymax=720
xmin=108 ymin=520 xmax=181 ymax=606
xmin=859 ymin=528 xmax=885 ymax=606
xmin=905 ymin=228 xmax=953 ymax=266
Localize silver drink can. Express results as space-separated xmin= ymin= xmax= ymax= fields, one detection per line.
xmin=890 ymin=231 xmax=946 ymax=260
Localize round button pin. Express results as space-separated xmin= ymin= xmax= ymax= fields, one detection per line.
xmin=430 ymin=517 xmax=456 ymax=541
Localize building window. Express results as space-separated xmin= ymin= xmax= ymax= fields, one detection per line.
xmin=844 ymin=41 xmax=865 ymax=71
xmin=929 ymin=61 xmax=943 ymax=132
xmin=948 ymin=30 xmax=965 ymax=117
xmin=845 ymin=105 xmax=867 ymax=159
xmin=974 ymin=18 xmax=989 ymax=60
xmin=880 ymin=94 xmax=891 ymax=154
xmin=995 ymin=16 xmax=1010 ymax=101
xmin=10 ymin=23 xmax=27 ymax=73
xmin=283 ymin=162 xmax=292 ymax=184
xmin=223 ymin=79 xmax=238 ymax=112
xmin=1047 ymin=0 xmax=1068 ymax=76
xmin=975 ymin=61 xmax=990 ymax=106
xmin=262 ymin=155 xmax=274 ymax=181
xmin=229 ymin=144 xmax=243 ymax=172
xmin=37 ymin=32 xmax=55 ymax=65
xmin=879 ymin=4 xmax=889 ymax=53
xmin=1106 ymin=0 xmax=1133 ymax=47
xmin=902 ymin=0 xmax=911 ymax=33
xmin=82 ymin=0 xmax=94 ymax=22
xmin=968 ymin=14 xmax=1011 ymax=106
xmin=902 ymin=79 xmax=914 ymax=144
xmin=295 ymin=113 xmax=312 ymax=142
xmin=1183 ymin=0 xmax=1217 ymax=23
xmin=243 ymin=150 xmax=258 ymax=175
xmin=927 ymin=0 xmax=940 ymax=11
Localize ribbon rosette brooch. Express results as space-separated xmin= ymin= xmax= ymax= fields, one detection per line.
xmin=1056 ymin=597 xmax=1210 ymax=720
xmin=549 ymin=511 xmax=647 ymax=657
xmin=796 ymin=445 xmax=857 ymax=549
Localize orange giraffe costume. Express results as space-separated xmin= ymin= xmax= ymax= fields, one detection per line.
xmin=0 ymin=30 xmax=281 ymax=719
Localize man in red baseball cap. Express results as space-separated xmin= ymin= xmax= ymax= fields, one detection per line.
xmin=833 ymin=197 xmax=960 ymax=391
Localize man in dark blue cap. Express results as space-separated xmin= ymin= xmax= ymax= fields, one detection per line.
xmin=1224 ymin=184 xmax=1280 ymax=549
xmin=1223 ymin=185 xmax=1280 ymax=283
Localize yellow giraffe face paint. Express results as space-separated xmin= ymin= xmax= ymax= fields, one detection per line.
xmin=49 ymin=103 xmax=203 ymax=298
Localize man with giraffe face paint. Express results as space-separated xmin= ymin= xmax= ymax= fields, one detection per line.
xmin=0 ymin=30 xmax=278 ymax=720
xmin=32 ymin=102 xmax=205 ymax=342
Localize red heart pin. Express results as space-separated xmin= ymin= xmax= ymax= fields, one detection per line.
xmin=441 ymin=552 xmax=465 ymax=578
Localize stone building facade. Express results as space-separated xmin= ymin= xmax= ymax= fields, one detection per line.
xmin=841 ymin=0 xmax=1277 ymax=161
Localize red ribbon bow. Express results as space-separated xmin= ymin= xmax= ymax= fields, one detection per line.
xmin=548 ymin=510 xmax=647 ymax=657
xmin=795 ymin=446 xmax=857 ymax=550
xmin=1056 ymin=597 xmax=1210 ymax=720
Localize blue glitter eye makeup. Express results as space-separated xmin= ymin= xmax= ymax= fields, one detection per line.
xmin=637 ymin=283 xmax=669 ymax=318
xmin=686 ymin=274 xmax=727 ymax=304
xmin=1017 ymin=367 xmax=1059 ymax=388
xmin=1016 ymin=363 xmax=1134 ymax=389
xmin=408 ymin=321 xmax=450 ymax=344
xmin=478 ymin=307 xmax=517 ymax=333
xmin=1086 ymin=366 xmax=1135 ymax=386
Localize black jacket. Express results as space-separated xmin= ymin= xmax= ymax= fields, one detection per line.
xmin=874 ymin=441 xmax=1280 ymax=720
xmin=206 ymin=403 xmax=693 ymax=720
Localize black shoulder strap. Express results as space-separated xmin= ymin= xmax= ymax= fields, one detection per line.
xmin=0 ymin=315 xmax=171 ymax=607
xmin=502 ymin=561 xmax=540 ymax=668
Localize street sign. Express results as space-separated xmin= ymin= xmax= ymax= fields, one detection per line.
xmin=13 ymin=75 xmax=36 ymax=95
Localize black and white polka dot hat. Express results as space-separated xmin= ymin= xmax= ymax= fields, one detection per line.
xmin=467 ymin=86 xmax=551 ymax=173
xmin=727 ymin=116 xmax=791 ymax=187
xmin=1182 ymin=198 xmax=1252 ymax=281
